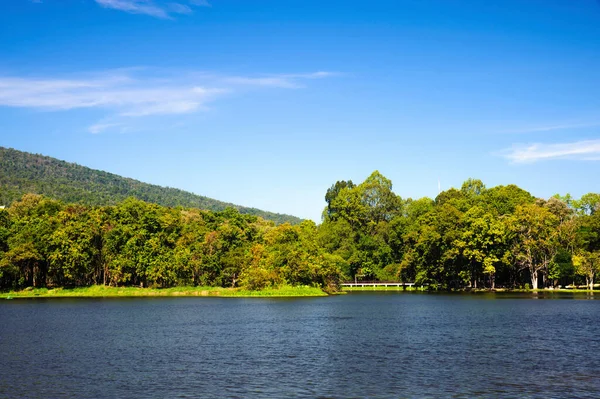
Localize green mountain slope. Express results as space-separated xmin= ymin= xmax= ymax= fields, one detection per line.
xmin=0 ymin=147 xmax=302 ymax=224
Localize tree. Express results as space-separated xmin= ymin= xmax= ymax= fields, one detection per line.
xmin=460 ymin=178 xmax=486 ymax=198
xmin=435 ymin=188 xmax=467 ymax=208
xmin=403 ymin=197 xmax=435 ymax=220
xmin=240 ymin=243 xmax=280 ymax=290
xmin=2 ymin=194 xmax=62 ymax=288
xmin=572 ymin=251 xmax=599 ymax=290
xmin=327 ymin=171 xmax=402 ymax=229
xmin=455 ymin=206 xmax=507 ymax=289
xmin=0 ymin=208 xmax=10 ymax=286
xmin=328 ymin=185 xmax=366 ymax=229
xmin=317 ymin=217 xmax=358 ymax=278
xmin=401 ymin=221 xmax=441 ymax=286
xmin=48 ymin=205 xmax=101 ymax=287
xmin=481 ymin=184 xmax=534 ymax=216
xmin=575 ymin=193 xmax=600 ymax=215
xmin=320 ymin=171 xmax=402 ymax=282
xmin=538 ymin=197 xmax=572 ymax=223
xmin=359 ymin=171 xmax=402 ymax=224
xmin=324 ymin=180 xmax=355 ymax=220
xmin=507 ymin=204 xmax=561 ymax=289
xmin=573 ymin=211 xmax=600 ymax=289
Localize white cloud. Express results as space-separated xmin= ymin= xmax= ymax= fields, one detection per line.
xmin=0 ymin=68 xmax=336 ymax=133
xmin=501 ymin=139 xmax=600 ymax=163
xmin=0 ymin=74 xmax=223 ymax=116
xmin=95 ymin=0 xmax=209 ymax=18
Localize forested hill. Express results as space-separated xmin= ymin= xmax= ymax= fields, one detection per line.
xmin=0 ymin=147 xmax=302 ymax=225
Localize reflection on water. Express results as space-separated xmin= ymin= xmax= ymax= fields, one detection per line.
xmin=1 ymin=292 xmax=599 ymax=398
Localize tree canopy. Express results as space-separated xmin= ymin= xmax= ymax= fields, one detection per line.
xmin=1 ymin=170 xmax=599 ymax=292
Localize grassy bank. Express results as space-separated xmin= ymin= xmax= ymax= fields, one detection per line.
xmin=1 ymin=285 xmax=328 ymax=299
xmin=5 ymin=286 xmax=597 ymax=299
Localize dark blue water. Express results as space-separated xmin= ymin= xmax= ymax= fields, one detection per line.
xmin=1 ymin=292 xmax=599 ymax=398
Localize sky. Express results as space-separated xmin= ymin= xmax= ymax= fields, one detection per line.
xmin=1 ymin=0 xmax=600 ymax=221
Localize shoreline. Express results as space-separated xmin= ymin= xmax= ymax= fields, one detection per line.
xmin=1 ymin=285 xmax=328 ymax=299
xmin=3 ymin=285 xmax=599 ymax=299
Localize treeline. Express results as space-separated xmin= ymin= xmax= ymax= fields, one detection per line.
xmin=0 ymin=147 xmax=302 ymax=225
xmin=320 ymin=172 xmax=600 ymax=290
xmin=0 ymin=195 xmax=343 ymax=291
xmin=1 ymin=171 xmax=599 ymax=292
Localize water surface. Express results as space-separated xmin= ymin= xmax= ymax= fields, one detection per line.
xmin=1 ymin=292 xmax=599 ymax=398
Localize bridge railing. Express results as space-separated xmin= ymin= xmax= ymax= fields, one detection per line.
xmin=342 ymin=281 xmax=409 ymax=284
xmin=341 ymin=281 xmax=415 ymax=286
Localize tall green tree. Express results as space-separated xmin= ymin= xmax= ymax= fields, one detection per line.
xmin=572 ymin=251 xmax=599 ymax=290
xmin=573 ymin=211 xmax=600 ymax=289
xmin=454 ymin=206 xmax=507 ymax=289
xmin=1 ymin=194 xmax=62 ymax=288
xmin=48 ymin=205 xmax=101 ymax=286
xmin=507 ymin=204 xmax=561 ymax=289
xmin=324 ymin=180 xmax=355 ymax=220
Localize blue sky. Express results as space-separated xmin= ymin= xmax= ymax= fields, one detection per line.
xmin=1 ymin=0 xmax=599 ymax=221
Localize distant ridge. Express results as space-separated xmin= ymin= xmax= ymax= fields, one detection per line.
xmin=0 ymin=147 xmax=302 ymax=225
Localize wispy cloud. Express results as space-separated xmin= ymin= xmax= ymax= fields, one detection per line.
xmin=501 ymin=139 xmax=600 ymax=163
xmin=501 ymin=122 xmax=600 ymax=134
xmin=167 ymin=3 xmax=193 ymax=14
xmin=189 ymin=0 xmax=210 ymax=6
xmin=88 ymin=122 xmax=123 ymax=134
xmin=223 ymin=72 xmax=338 ymax=89
xmin=95 ymin=0 xmax=210 ymax=19
xmin=0 ymin=68 xmax=336 ymax=133
xmin=224 ymin=76 xmax=304 ymax=89
xmin=0 ymin=74 xmax=223 ymax=116
xmin=95 ymin=0 xmax=169 ymax=18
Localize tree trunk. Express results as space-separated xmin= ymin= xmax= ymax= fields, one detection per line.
xmin=590 ymin=275 xmax=594 ymax=291
xmin=531 ymin=270 xmax=538 ymax=290
xmin=542 ymin=273 xmax=546 ymax=289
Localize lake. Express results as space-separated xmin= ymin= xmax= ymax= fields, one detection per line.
xmin=1 ymin=292 xmax=599 ymax=398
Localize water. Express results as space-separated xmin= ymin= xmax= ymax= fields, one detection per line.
xmin=1 ymin=292 xmax=599 ymax=398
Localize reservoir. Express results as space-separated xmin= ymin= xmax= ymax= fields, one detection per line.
xmin=1 ymin=292 xmax=599 ymax=398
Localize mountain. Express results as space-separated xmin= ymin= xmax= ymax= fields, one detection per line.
xmin=0 ymin=147 xmax=302 ymax=224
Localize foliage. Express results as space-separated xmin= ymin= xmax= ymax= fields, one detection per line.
xmin=0 ymin=195 xmax=340 ymax=292
xmin=1 ymin=168 xmax=598 ymax=293
xmin=319 ymin=173 xmax=598 ymax=291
